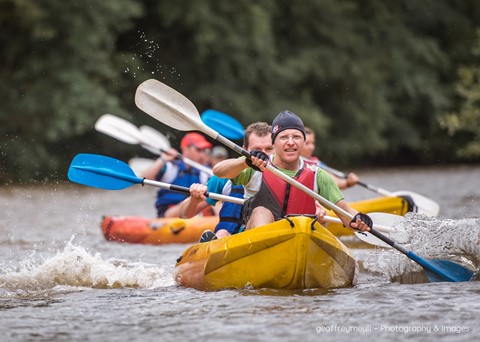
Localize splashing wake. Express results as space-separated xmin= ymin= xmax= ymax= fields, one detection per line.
xmin=0 ymin=242 xmax=175 ymax=292
xmin=360 ymin=213 xmax=480 ymax=283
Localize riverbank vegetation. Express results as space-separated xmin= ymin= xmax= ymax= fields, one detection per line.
xmin=1 ymin=0 xmax=479 ymax=183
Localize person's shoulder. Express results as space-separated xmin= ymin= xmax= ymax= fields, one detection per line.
xmin=313 ymin=165 xmax=333 ymax=181
xmin=231 ymin=167 xmax=255 ymax=185
xmin=206 ymin=176 xmax=228 ymax=205
xmin=208 ymin=175 xmax=227 ymax=188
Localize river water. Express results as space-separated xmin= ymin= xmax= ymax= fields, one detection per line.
xmin=1 ymin=164 xmax=479 ymax=341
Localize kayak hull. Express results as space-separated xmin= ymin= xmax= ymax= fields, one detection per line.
xmin=100 ymin=196 xmax=411 ymax=245
xmin=101 ymin=215 xmax=218 ymax=244
xmin=174 ymin=216 xmax=358 ymax=291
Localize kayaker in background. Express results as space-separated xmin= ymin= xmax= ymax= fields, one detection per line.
xmin=179 ymin=122 xmax=274 ymax=242
xmin=302 ymin=127 xmax=359 ymax=190
xmin=213 ymin=110 xmax=372 ymax=232
xmin=210 ymin=146 xmax=229 ymax=166
xmin=141 ymin=132 xmax=212 ymax=218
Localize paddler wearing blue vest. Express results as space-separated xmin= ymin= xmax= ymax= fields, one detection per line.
xmin=141 ymin=132 xmax=212 ymax=218
xmin=179 ymin=122 xmax=276 ymax=242
xmin=213 ymin=110 xmax=372 ymax=232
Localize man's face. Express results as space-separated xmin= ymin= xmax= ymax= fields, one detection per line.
xmin=274 ymin=129 xmax=305 ymax=163
xmin=246 ymin=133 xmax=274 ymax=155
xmin=182 ymin=144 xmax=209 ymax=164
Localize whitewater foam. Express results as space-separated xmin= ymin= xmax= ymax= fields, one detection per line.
xmin=360 ymin=214 xmax=480 ymax=282
xmin=0 ymin=241 xmax=175 ymax=292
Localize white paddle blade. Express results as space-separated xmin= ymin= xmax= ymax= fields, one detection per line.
xmin=354 ymin=231 xmax=391 ymax=248
xmin=94 ymin=114 xmax=143 ymax=144
xmin=391 ymin=191 xmax=440 ymax=217
xmin=368 ymin=212 xmax=404 ymax=231
xmin=139 ymin=143 xmax=163 ymax=156
xmin=323 ymin=212 xmax=403 ymax=248
xmin=369 ymin=212 xmax=409 ymax=244
xmin=323 ymin=214 xmax=393 ymax=234
xmin=354 ymin=212 xmax=407 ymax=248
xmin=139 ymin=126 xmax=172 ymax=151
xmin=128 ymin=158 xmax=155 ymax=176
xmin=323 ymin=215 xmax=391 ymax=248
xmin=135 ymin=79 xmax=218 ymax=140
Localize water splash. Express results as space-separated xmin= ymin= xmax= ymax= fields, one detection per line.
xmin=122 ymin=31 xmax=179 ymax=80
xmin=361 ymin=214 xmax=480 ymax=283
xmin=395 ymin=213 xmax=480 ymax=259
xmin=0 ymin=241 xmax=174 ymax=292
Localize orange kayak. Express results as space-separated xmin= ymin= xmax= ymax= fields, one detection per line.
xmin=101 ymin=215 xmax=218 ymax=245
xmin=100 ymin=196 xmax=411 ymax=245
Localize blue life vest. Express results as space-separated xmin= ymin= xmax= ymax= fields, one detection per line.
xmin=155 ymin=160 xmax=203 ymax=212
xmin=215 ymin=183 xmax=245 ymax=234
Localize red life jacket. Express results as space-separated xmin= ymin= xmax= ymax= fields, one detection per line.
xmin=244 ymin=161 xmax=316 ymax=221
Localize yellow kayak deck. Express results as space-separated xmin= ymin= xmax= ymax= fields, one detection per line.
xmin=174 ymin=216 xmax=358 ymax=291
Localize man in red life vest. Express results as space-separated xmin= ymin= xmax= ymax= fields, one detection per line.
xmin=212 ymin=110 xmax=372 ymax=232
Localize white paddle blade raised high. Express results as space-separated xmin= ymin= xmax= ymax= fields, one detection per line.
xmin=95 ymin=114 xmax=143 ymax=144
xmin=139 ymin=125 xmax=172 ymax=151
xmin=128 ymin=158 xmax=155 ymax=176
xmin=136 ymin=79 xmax=246 ymax=157
xmin=135 ymin=79 xmax=216 ymax=136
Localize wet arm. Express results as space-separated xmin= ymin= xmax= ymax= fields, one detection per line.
xmin=213 ymin=158 xmax=249 ymax=179
xmin=140 ymin=148 xmax=178 ymax=180
xmin=178 ymin=183 xmax=210 ymax=218
xmin=141 ymin=158 xmax=165 ymax=180
xmin=179 ymin=197 xmax=211 ymax=219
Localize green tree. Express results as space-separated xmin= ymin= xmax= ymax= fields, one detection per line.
xmin=2 ymin=0 xmax=480 ymax=183
xmin=440 ymin=30 xmax=480 ymax=157
xmin=122 ymin=0 xmax=480 ymax=164
xmin=0 ymin=0 xmax=142 ymax=182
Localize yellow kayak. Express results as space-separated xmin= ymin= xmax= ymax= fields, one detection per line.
xmin=174 ymin=215 xmax=358 ymax=291
xmin=325 ymin=196 xmax=412 ymax=236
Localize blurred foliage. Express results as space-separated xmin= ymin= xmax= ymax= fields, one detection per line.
xmin=0 ymin=0 xmax=143 ymax=182
xmin=1 ymin=0 xmax=480 ymax=183
xmin=439 ymin=30 xmax=480 ymax=158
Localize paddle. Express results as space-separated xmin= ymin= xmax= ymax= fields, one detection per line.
xmin=316 ymin=162 xmax=440 ymax=217
xmin=190 ymin=109 xmax=401 ymax=246
xmin=135 ymin=79 xmax=474 ymax=282
xmin=197 ymin=109 xmax=440 ymax=218
xmin=69 ymin=153 xmax=392 ymax=244
xmin=128 ymin=157 xmax=155 ymax=176
xmin=196 ymin=108 xmax=440 ymax=218
xmin=68 ymin=154 xmax=242 ymax=204
xmin=94 ymin=114 xmax=212 ymax=176
xmin=201 ymin=109 xmax=244 ymax=140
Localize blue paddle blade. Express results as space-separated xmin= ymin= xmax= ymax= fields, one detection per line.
xmin=201 ymin=109 xmax=244 ymax=140
xmin=68 ymin=154 xmax=142 ymax=190
xmin=423 ymin=259 xmax=475 ymax=283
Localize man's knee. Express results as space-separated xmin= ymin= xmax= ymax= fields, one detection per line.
xmin=246 ymin=206 xmax=274 ymax=229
